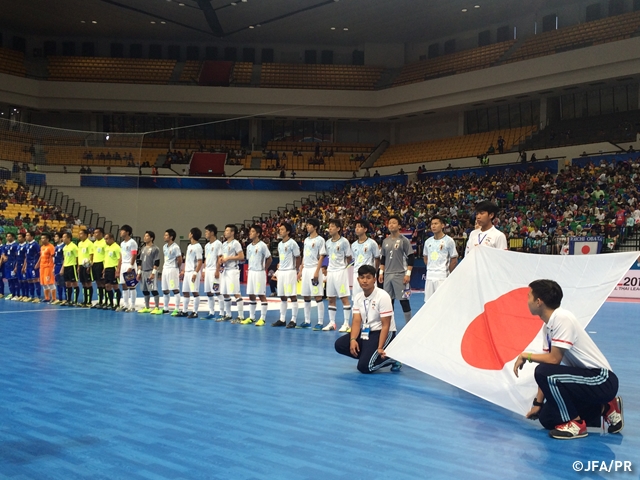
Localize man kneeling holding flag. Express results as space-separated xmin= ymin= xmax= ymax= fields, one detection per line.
xmin=514 ymin=279 xmax=623 ymax=439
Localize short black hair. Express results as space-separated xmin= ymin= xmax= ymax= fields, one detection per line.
xmin=281 ymin=222 xmax=293 ymax=235
xmin=329 ymin=218 xmax=342 ymax=230
xmin=120 ymin=224 xmax=133 ymax=236
xmin=145 ymin=230 xmax=155 ymax=241
xmin=355 ymin=219 xmax=371 ymax=232
xmin=529 ymin=279 xmax=563 ymax=309
xmin=225 ymin=224 xmax=238 ymax=237
xmin=62 ymin=231 xmax=72 ymax=240
xmin=165 ymin=228 xmax=176 ymax=241
xmin=205 ymin=224 xmax=218 ymax=237
xmin=17 ymin=232 xmax=25 ymax=239
xmin=357 ymin=264 xmax=377 ymax=277
xmin=388 ymin=214 xmax=402 ymax=225
xmin=79 ymin=228 xmax=89 ymax=237
xmin=475 ymin=201 xmax=499 ymax=217
xmin=41 ymin=232 xmax=51 ymax=241
xmin=431 ymin=215 xmax=446 ymax=225
xmin=307 ymin=218 xmax=320 ymax=230
xmin=251 ymin=224 xmax=262 ymax=236
xmin=190 ymin=227 xmax=202 ymax=241
xmin=105 ymin=233 xmax=114 ymax=241
xmin=94 ymin=227 xmax=104 ymax=235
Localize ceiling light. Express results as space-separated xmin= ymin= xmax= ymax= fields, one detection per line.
xmin=150 ymin=21 xmax=156 ymax=24
xmin=474 ymin=4 xmax=480 ymax=8
xmin=230 ymin=2 xmax=237 ymax=5
xmin=161 ymin=21 xmax=166 ymax=24
xmin=249 ymin=25 xmax=254 ymax=29
xmin=330 ymin=27 xmax=336 ymax=30
xmin=80 ymin=20 xmax=86 ymax=23
xmin=178 ymin=2 xmax=185 ymax=5
xmin=92 ymin=20 xmax=97 ymax=24
xmin=256 ymin=24 xmax=261 ymax=27
xmin=461 ymin=8 xmax=467 ymax=12
xmin=241 ymin=0 xmax=248 ymax=2
xmin=343 ymin=27 xmax=348 ymax=31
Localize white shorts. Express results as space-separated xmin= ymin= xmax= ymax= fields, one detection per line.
xmin=246 ymin=270 xmax=267 ymax=296
xmin=352 ymin=272 xmax=363 ymax=298
xmin=326 ymin=269 xmax=350 ymax=298
xmin=120 ymin=267 xmax=136 ymax=287
xmin=301 ymin=268 xmax=324 ymax=297
xmin=424 ymin=278 xmax=446 ymax=302
xmin=162 ymin=267 xmax=180 ymax=291
xmin=277 ymin=270 xmax=297 ymax=297
xmin=220 ymin=269 xmax=240 ymax=295
xmin=182 ymin=271 xmax=199 ymax=294
xmin=203 ymin=269 xmax=220 ymax=294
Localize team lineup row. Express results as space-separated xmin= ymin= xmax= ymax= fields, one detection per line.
xmin=0 ymin=201 xmax=506 ymax=326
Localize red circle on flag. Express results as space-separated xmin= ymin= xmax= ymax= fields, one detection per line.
xmin=461 ymin=287 xmax=542 ymax=370
xmin=581 ymin=245 xmax=591 ymax=254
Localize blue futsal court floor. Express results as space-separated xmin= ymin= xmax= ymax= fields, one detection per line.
xmin=0 ymin=294 xmax=638 ymax=479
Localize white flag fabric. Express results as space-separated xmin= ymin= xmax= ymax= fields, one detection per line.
xmin=385 ymin=248 xmax=639 ymax=415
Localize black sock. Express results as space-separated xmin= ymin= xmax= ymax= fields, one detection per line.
xmin=88 ymin=286 xmax=93 ymax=304
xmin=115 ymin=289 xmax=122 ymax=306
xmin=74 ymin=287 xmax=80 ymax=303
xmin=66 ymin=287 xmax=73 ymax=302
xmin=107 ymin=289 xmax=114 ymax=306
xmin=98 ymin=287 xmax=105 ymax=305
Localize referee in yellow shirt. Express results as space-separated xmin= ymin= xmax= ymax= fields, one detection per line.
xmin=62 ymin=231 xmax=80 ymax=306
xmin=92 ymin=228 xmax=107 ymax=308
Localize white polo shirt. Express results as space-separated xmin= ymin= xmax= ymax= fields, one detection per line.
xmin=353 ymin=286 xmax=396 ymax=332
xmin=543 ymin=307 xmax=612 ymax=371
xmin=464 ymin=226 xmax=508 ymax=256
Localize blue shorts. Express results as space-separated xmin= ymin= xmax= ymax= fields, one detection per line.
xmin=25 ymin=265 xmax=39 ymax=280
xmin=54 ymin=264 xmax=63 ymax=276
xmin=4 ymin=263 xmax=17 ymax=280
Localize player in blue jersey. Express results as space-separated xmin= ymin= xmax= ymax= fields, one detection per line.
xmin=52 ymin=232 xmax=66 ymax=304
xmin=23 ymin=231 xmax=42 ymax=302
xmin=2 ymin=233 xmax=18 ymax=299
xmin=0 ymin=238 xmax=5 ymax=298
xmin=13 ymin=233 xmax=28 ymax=301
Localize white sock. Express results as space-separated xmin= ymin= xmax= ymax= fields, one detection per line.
xmin=343 ymin=305 xmax=352 ymax=326
xmin=193 ymin=296 xmax=199 ymax=313
xmin=130 ymin=289 xmax=137 ymax=308
xmin=328 ymin=305 xmax=337 ymax=324
xmin=182 ymin=296 xmax=189 ymax=313
xmin=237 ymin=298 xmax=244 ymax=318
xmin=123 ymin=289 xmax=130 ymax=307
xmin=304 ymin=301 xmax=311 ymax=323
xmin=173 ymin=293 xmax=181 ymax=311
xmin=317 ymin=300 xmax=325 ymax=325
xmin=217 ymin=295 xmax=225 ymax=315
xmin=260 ymin=302 xmax=268 ymax=320
xmin=224 ymin=298 xmax=232 ymax=316
xmin=163 ymin=293 xmax=170 ymax=309
xmin=207 ymin=296 xmax=215 ymax=315
xmin=280 ymin=300 xmax=287 ymax=321
xmin=291 ymin=299 xmax=298 ymax=323
xmin=249 ymin=301 xmax=257 ymax=320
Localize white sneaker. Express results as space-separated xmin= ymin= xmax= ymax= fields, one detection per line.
xmin=322 ymin=323 xmax=337 ymax=331
xmin=338 ymin=323 xmax=351 ymax=333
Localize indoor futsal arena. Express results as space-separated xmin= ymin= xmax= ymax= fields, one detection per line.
xmin=1 ymin=1 xmax=640 ymax=478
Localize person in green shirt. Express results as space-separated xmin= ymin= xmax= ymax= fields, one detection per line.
xmin=92 ymin=227 xmax=107 ymax=309
xmin=77 ymin=228 xmax=94 ymax=307
xmin=62 ymin=231 xmax=80 ymax=306
xmin=103 ymin=233 xmax=122 ymax=310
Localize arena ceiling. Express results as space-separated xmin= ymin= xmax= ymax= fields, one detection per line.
xmin=2 ymin=0 xmax=579 ymax=46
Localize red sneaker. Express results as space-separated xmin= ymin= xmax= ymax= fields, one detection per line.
xmin=549 ymin=419 xmax=588 ymax=439
xmin=603 ymin=396 xmax=624 ymax=434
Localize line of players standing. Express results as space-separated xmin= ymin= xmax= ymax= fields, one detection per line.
xmin=0 ymin=215 xmax=421 ymax=332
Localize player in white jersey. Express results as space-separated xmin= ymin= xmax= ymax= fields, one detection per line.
xmin=119 ymin=225 xmax=138 ymax=312
xmin=242 ymin=225 xmax=272 ymax=326
xmin=322 ymin=219 xmax=353 ymax=332
xmin=298 ymin=218 xmax=326 ymax=329
xmin=272 ymin=222 xmax=301 ymax=328
xmin=464 ymin=201 xmax=508 ymax=256
xmin=177 ymin=227 xmax=203 ymax=318
xmin=350 ymin=219 xmax=380 ymax=299
xmin=218 ymin=224 xmax=245 ymax=323
xmin=203 ymin=224 xmax=224 ymax=320
xmin=423 ymin=215 xmax=458 ymax=302
xmin=162 ymin=229 xmax=183 ymax=315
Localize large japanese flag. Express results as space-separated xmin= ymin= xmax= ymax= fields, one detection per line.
xmin=385 ymin=248 xmax=638 ymax=415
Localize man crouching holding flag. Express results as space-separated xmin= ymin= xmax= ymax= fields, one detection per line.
xmin=514 ymin=279 xmax=623 ymax=439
